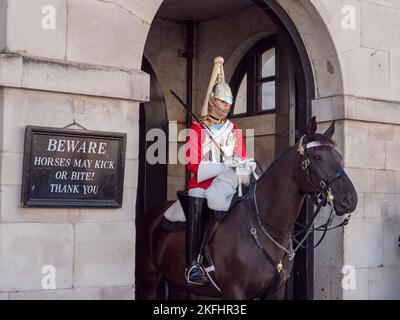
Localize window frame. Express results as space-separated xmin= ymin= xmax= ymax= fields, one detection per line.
xmin=229 ymin=35 xmax=277 ymax=118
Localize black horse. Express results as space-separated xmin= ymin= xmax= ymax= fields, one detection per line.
xmin=136 ymin=117 xmax=358 ymax=299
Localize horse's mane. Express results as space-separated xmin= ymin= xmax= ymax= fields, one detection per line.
xmin=256 ymin=133 xmax=336 ymax=182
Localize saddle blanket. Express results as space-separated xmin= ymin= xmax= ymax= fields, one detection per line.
xmin=164 ymin=199 xmax=186 ymax=222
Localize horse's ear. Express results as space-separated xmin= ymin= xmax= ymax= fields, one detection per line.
xmin=324 ymin=121 xmax=335 ymax=138
xmin=306 ymin=116 xmax=317 ymax=139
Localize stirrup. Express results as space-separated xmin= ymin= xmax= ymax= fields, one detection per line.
xmin=185 ymin=264 xmax=208 ymax=285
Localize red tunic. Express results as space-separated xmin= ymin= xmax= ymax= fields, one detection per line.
xmin=185 ymin=120 xmax=247 ymax=190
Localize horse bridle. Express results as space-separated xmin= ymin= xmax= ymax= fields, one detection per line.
xmin=248 ymin=135 xmax=352 ymax=266
xmin=244 ymin=136 xmax=353 ymax=298
xmin=295 ymin=135 xmax=353 ymax=242
xmin=297 ymin=134 xmax=347 ymax=207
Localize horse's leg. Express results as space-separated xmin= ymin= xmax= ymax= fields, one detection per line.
xmin=135 ymin=272 xmax=163 ymax=300
xmin=221 ymin=286 xmax=247 ymax=300
xmin=135 ymin=205 xmax=169 ymax=300
xmin=168 ymin=286 xmax=191 ymax=300
xmin=271 ymin=280 xmax=286 ymax=300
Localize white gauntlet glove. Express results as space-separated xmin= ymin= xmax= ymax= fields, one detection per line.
xmin=236 ymin=159 xmax=258 ymax=187
xmin=223 ymin=156 xmax=243 ymax=167
xmin=236 ymin=167 xmax=250 ymax=186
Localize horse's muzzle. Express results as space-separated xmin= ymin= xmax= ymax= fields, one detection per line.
xmin=334 ymin=192 xmax=358 ymax=216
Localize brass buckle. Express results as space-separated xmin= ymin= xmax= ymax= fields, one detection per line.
xmin=298 ymin=145 xmax=305 ymax=156
xmin=302 ymin=159 xmax=310 ymax=170
xmin=277 ymin=261 xmax=283 ymax=273
xmin=297 ymin=135 xmax=306 ymax=156
xmin=327 ymin=190 xmax=335 ymax=206
xmin=315 ymin=192 xmax=323 ymax=201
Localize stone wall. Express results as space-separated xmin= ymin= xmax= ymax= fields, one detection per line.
xmin=1 ymin=0 xmax=399 ymax=300
xmin=313 ymin=113 xmax=400 ymax=300
xmin=0 ymin=0 xmax=151 ymax=299
xmin=0 ymin=0 xmax=6 ymax=53
xmin=307 ymin=0 xmax=400 ymax=300
xmin=343 ymin=118 xmax=400 ymax=299
xmin=0 ymin=87 xmax=140 ymax=299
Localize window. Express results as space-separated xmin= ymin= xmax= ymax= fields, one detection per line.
xmin=230 ymin=35 xmax=277 ymax=116
xmin=234 ymin=74 xmax=247 ymax=115
xmin=260 ymin=48 xmax=276 ymax=111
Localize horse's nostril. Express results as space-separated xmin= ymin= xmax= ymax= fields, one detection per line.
xmin=341 ymin=194 xmax=351 ymax=208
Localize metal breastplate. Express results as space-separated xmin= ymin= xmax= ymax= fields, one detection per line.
xmin=204 ymin=125 xmax=236 ymax=162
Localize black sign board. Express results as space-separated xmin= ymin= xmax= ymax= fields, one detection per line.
xmin=21 ymin=126 xmax=126 ymax=208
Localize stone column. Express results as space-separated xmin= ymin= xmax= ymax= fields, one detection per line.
xmin=311 ymin=0 xmax=400 ymax=300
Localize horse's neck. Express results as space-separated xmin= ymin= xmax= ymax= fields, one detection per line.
xmin=255 ymin=148 xmax=305 ymax=234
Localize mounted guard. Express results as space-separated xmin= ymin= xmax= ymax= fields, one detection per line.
xmin=137 ymin=113 xmax=358 ymax=300
xmin=184 ymin=57 xmax=254 ymax=285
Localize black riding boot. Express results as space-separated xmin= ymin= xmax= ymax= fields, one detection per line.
xmin=185 ymin=196 xmax=209 ymax=285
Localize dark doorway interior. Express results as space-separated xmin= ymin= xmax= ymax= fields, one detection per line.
xmin=135 ymin=58 xmax=169 ymax=291
xmin=136 ymin=58 xmax=168 ymax=214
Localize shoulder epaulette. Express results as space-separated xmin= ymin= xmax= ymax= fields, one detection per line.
xmin=193 ymin=116 xmax=206 ymax=124
xmin=199 ymin=116 xmax=207 ymax=123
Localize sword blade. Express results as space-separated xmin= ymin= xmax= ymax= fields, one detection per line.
xmin=170 ymin=90 xmax=226 ymax=159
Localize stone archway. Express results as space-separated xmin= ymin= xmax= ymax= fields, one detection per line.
xmin=133 ymin=0 xmax=344 ymax=98
xmin=136 ymin=0 xmax=344 ymax=297
xmin=0 ymin=0 xmax=371 ymax=301
xmin=1 ymin=0 xmax=396 ymax=301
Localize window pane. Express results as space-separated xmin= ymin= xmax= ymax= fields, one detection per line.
xmin=234 ymin=74 xmax=247 ymax=115
xmin=261 ymin=48 xmax=275 ymax=78
xmin=261 ymin=81 xmax=275 ymax=110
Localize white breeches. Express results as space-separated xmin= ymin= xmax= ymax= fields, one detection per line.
xmin=188 ymin=188 xmax=206 ymax=198
xmin=189 ymin=168 xmax=238 ymax=211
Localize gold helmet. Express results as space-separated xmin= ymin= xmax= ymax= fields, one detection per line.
xmin=200 ymin=57 xmax=233 ymax=117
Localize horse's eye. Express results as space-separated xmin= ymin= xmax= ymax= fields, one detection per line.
xmin=314 ymin=155 xmax=322 ymax=160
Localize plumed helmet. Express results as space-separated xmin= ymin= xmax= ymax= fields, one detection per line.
xmin=211 ymin=82 xmax=233 ymax=106
xmin=200 ymin=57 xmax=233 ymax=117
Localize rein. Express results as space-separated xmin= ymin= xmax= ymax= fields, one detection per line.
xmin=244 ymin=135 xmax=352 ymax=298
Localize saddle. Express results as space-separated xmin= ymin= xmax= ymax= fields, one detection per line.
xmin=162 ymin=180 xmax=252 ymax=234
xmin=162 ymin=171 xmax=256 ymax=232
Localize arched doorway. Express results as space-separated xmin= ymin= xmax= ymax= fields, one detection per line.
xmin=136 ymin=0 xmax=343 ymax=300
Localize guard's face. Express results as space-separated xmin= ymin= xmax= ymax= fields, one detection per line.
xmin=210 ymin=98 xmax=231 ymax=118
